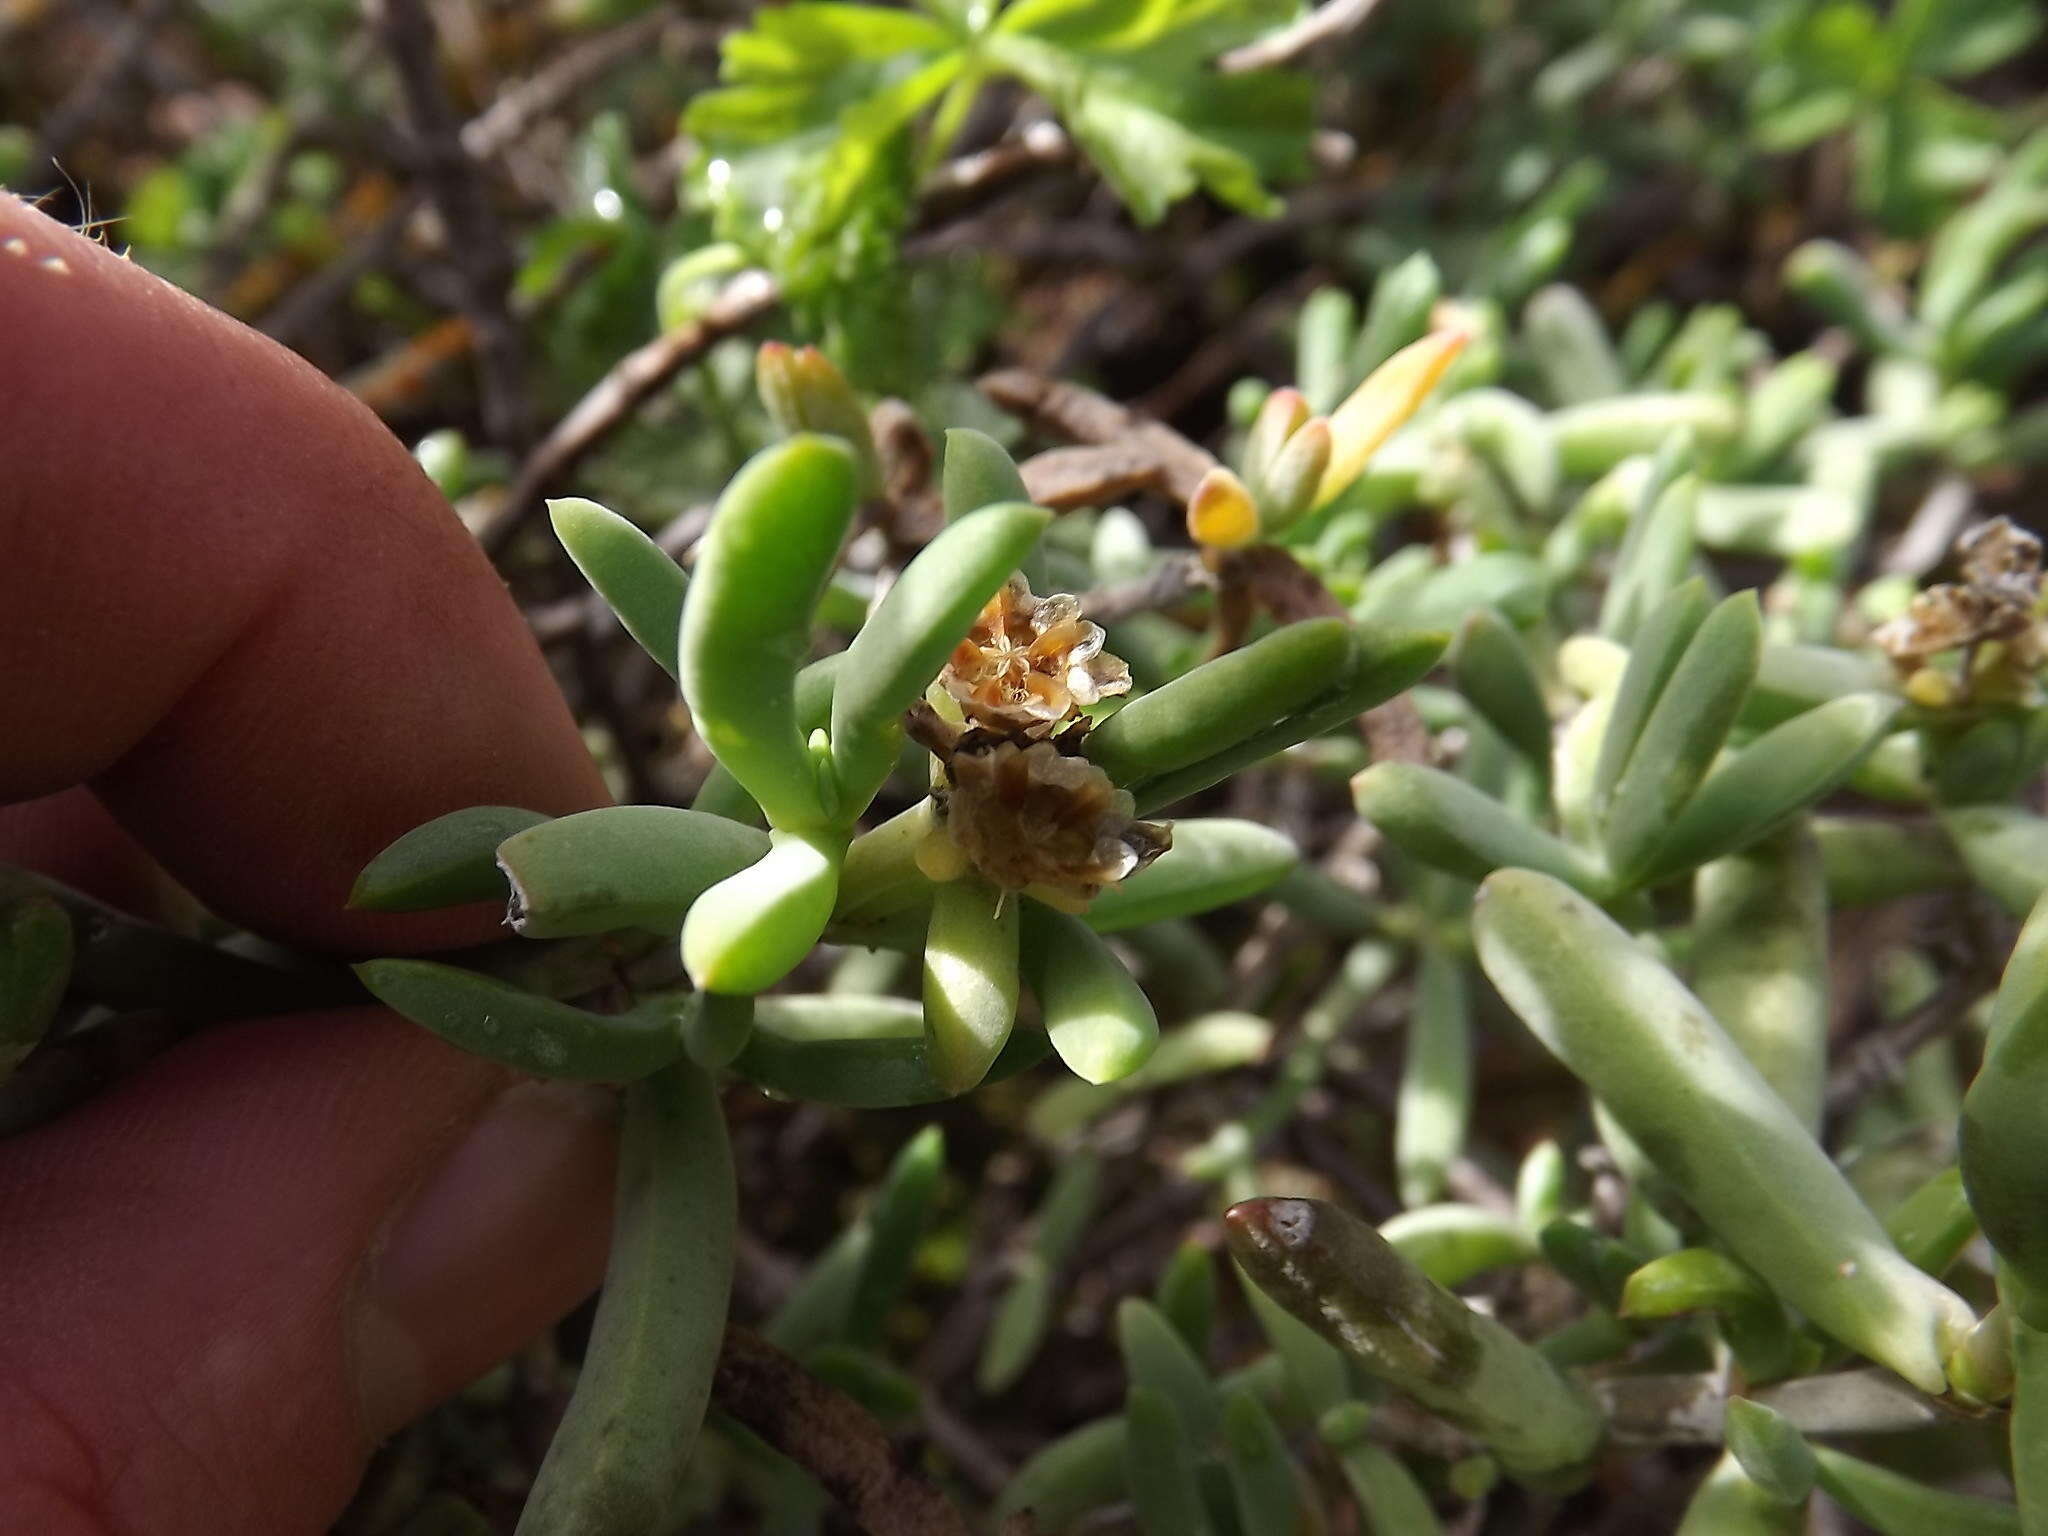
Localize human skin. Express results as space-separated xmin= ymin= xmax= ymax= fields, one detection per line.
xmin=0 ymin=193 xmax=621 ymax=1533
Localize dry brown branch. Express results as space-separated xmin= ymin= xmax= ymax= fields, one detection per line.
xmin=1217 ymin=0 xmax=1389 ymax=75
xmin=369 ymin=0 xmax=529 ymax=446
xmin=478 ymin=271 xmax=782 ymax=557
xmin=1079 ymin=553 xmax=1213 ymax=624
xmin=714 ymin=1327 xmax=972 ymax=1536
xmin=979 ymin=369 xmax=1218 ymax=504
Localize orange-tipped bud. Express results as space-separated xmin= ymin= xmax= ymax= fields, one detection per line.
xmin=1186 ymin=465 xmax=1262 ymax=551
xmin=755 ymin=342 xmax=879 ymax=487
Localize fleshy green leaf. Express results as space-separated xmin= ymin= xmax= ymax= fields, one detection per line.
xmin=351 ymin=806 xmax=551 ymax=913
xmin=548 ymin=497 xmax=690 ymax=682
xmin=356 ymin=959 xmax=682 ymax=1082
xmin=1082 ymin=819 xmax=1298 ymax=932
xmin=498 ymin=807 xmax=771 ymax=938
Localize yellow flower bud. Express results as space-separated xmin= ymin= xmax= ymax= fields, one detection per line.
xmin=1186 ymin=465 xmax=1262 ymax=550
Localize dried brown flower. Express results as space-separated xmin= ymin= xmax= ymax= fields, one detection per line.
xmin=940 ymin=576 xmax=1131 ymax=738
xmin=934 ymin=736 xmax=1170 ymax=909
xmin=1875 ymin=517 xmax=2045 ymax=670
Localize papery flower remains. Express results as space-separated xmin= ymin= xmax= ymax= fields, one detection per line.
xmin=939 ymin=575 xmax=1133 ymax=738
xmin=912 ymin=577 xmax=1167 ymax=907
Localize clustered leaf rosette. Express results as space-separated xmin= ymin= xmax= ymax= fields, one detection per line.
xmin=350 ymin=347 xmax=1445 ymax=1107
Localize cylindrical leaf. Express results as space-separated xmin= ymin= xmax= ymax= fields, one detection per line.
xmin=1525 ymin=283 xmax=1627 ymax=404
xmin=1962 ymin=894 xmax=2048 ymax=1328
xmin=1124 ymin=1385 xmax=1218 ymax=1536
xmin=679 ymin=437 xmax=858 ymax=831
xmin=1637 ymin=694 xmax=1901 ymax=883
xmin=1552 ymin=394 xmax=1738 ymax=479
xmin=1221 ymin=1389 xmax=1308 ymax=1534
xmin=1602 ymin=591 xmax=1762 ymax=884
xmin=1085 ymin=618 xmax=1353 ymax=787
xmin=0 ymin=895 xmax=70 ymax=1072
xmin=518 ymin=1060 xmax=733 ymax=1536
xmin=1811 ymin=1446 xmax=2019 ymax=1536
xmin=1082 ymin=819 xmax=1299 ymax=932
xmin=1675 ymin=1453 xmax=1804 ymax=1536
xmin=1226 ymin=1196 xmax=1603 ymax=1479
xmin=1473 ymin=869 xmax=1974 ymax=1393
xmin=730 ymin=994 xmax=1050 ymax=1108
xmin=498 ymin=806 xmax=770 ymax=937
xmin=355 ymin=959 xmax=682 ymax=1082
xmin=1815 ymin=816 xmax=1969 ymax=908
xmin=1131 ymin=624 xmax=1447 ymax=814
xmin=922 ymin=876 xmax=1021 ymax=1094
xmin=1723 ymin=1399 xmax=1816 ymax=1505
xmin=1592 ymin=575 xmax=1711 ymax=808
xmin=1021 ymin=902 xmax=1158 ymax=1084
xmin=351 ymin=806 xmax=549 ymax=913
xmin=1692 ymin=828 xmax=1830 ymax=1132
xmin=1118 ymin=1296 xmax=1221 ymax=1443
xmin=547 ymin=496 xmax=690 ymax=681
xmin=681 ymin=830 xmax=842 ymax=994
xmin=1395 ymin=947 xmax=1472 ymax=1209
xmin=1450 ymin=608 xmax=1553 ymax=775
xmin=847 ymin=1125 xmax=945 ymax=1346
xmin=942 ymin=427 xmax=1031 ymax=521
xmin=1353 ymin=762 xmax=1609 ymax=895
xmin=680 ymin=990 xmax=754 ymax=1068
xmin=1381 ymin=1205 xmax=1537 ymax=1289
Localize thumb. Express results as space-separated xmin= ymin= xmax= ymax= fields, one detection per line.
xmin=0 ymin=1009 xmax=616 ymax=1536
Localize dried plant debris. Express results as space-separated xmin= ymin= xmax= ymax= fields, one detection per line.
xmin=939 ymin=576 xmax=1133 ymax=739
xmin=1876 ymin=517 xmax=2045 ymax=669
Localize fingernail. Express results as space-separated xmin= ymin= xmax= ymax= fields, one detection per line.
xmin=351 ymin=1079 xmax=617 ymax=1437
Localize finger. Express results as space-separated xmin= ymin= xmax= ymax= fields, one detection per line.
xmin=0 ymin=196 xmax=607 ymax=951
xmin=0 ymin=1009 xmax=617 ymax=1536
xmin=0 ymin=788 xmax=173 ymax=921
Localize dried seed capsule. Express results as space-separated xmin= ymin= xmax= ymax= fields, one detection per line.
xmin=831 ymin=503 xmax=1050 ymax=812
xmin=937 ymin=574 xmax=1129 ymax=740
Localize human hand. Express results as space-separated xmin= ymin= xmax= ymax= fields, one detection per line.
xmin=0 ymin=195 xmax=618 ymax=1534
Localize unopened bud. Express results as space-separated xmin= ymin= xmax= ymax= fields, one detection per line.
xmin=756 ymin=343 xmax=880 ymax=488
xmin=1242 ymin=386 xmax=1311 ymax=485
xmin=1254 ymin=415 xmax=1332 ymax=531
xmin=1186 ymin=465 xmax=1262 ymax=550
